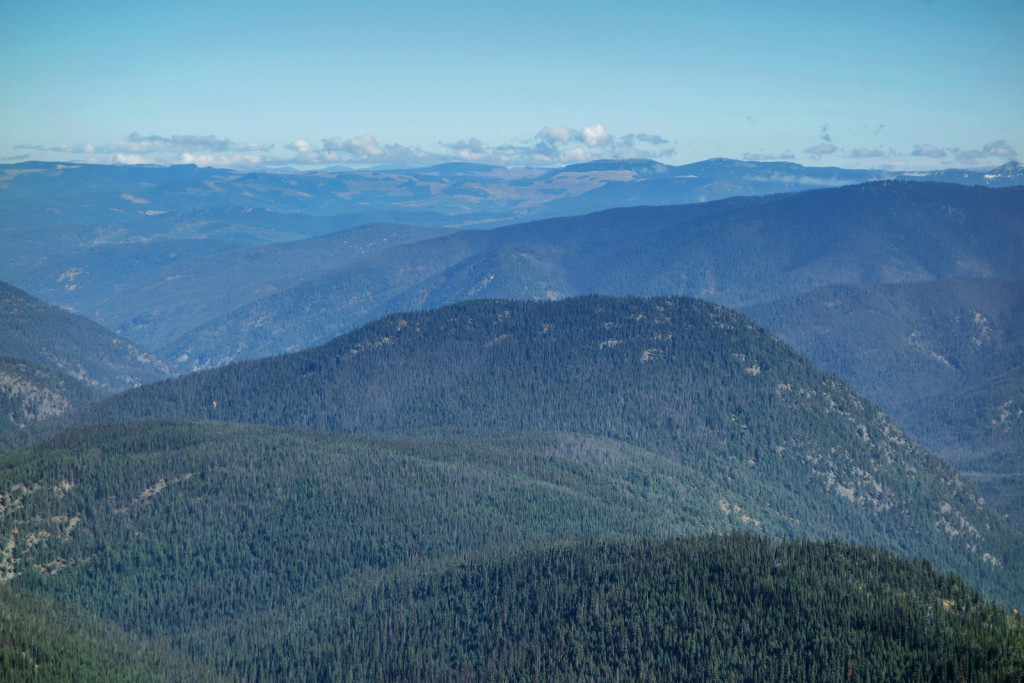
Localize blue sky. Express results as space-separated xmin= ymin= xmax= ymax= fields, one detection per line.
xmin=2 ymin=0 xmax=1021 ymax=170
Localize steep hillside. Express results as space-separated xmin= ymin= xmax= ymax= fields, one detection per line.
xmin=148 ymin=182 xmax=1024 ymax=369
xmin=0 ymin=282 xmax=172 ymax=392
xmin=745 ymin=278 xmax=1024 ymax=524
xmin=51 ymin=295 xmax=1024 ymax=607
xmin=0 ymin=356 xmax=98 ymax=434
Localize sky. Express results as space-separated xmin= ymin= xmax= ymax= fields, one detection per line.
xmin=2 ymin=0 xmax=1021 ymax=171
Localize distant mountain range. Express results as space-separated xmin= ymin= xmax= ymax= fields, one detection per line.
xmin=118 ymin=181 xmax=1021 ymax=370
xmin=3 ymin=157 xmax=1021 ymax=235
xmin=4 ymin=157 xmax=1020 ymax=366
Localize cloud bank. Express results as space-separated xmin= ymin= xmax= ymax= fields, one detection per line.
xmin=285 ymin=124 xmax=674 ymax=168
xmin=15 ymin=133 xmax=278 ymax=168
xmin=13 ymin=125 xmax=674 ymax=169
xmin=12 ymin=129 xmax=1018 ymax=171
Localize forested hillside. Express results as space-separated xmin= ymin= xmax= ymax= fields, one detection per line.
xmin=0 ymin=421 xmax=1019 ymax=680
xmin=2 ymin=163 xmax=1022 ymax=679
xmin=746 ymin=278 xmax=1024 ymax=524
xmin=0 ymin=356 xmax=98 ymax=434
xmin=0 ymin=281 xmax=172 ymax=393
xmin=323 ymin=535 xmax=1023 ymax=681
xmin=38 ymin=295 xmax=1024 ymax=608
xmin=0 ymin=584 xmax=208 ymax=682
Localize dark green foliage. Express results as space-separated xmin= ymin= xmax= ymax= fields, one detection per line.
xmin=0 ymin=420 xmax=717 ymax=653
xmin=2 ymin=291 xmax=1022 ymax=678
xmin=0 ymin=281 xmax=172 ymax=393
xmin=0 ymin=584 xmax=209 ymax=682
xmin=3 ymin=418 xmax=1021 ymax=681
xmin=320 ymin=535 xmax=1024 ymax=681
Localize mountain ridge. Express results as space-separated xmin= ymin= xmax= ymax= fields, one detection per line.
xmin=35 ymin=294 xmax=1024 ymax=607
xmin=138 ymin=181 xmax=1024 ymax=370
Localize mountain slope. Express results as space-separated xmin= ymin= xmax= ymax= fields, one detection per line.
xmin=0 ymin=281 xmax=172 ymax=393
xmin=0 ymin=356 xmax=98 ymax=434
xmin=49 ymin=295 xmax=1024 ymax=607
xmin=744 ymin=278 xmax=1024 ymax=524
xmin=150 ymin=181 xmax=1024 ymax=369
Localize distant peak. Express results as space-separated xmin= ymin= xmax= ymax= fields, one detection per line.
xmin=556 ymin=159 xmax=673 ymax=175
xmin=986 ymin=160 xmax=1023 ymax=177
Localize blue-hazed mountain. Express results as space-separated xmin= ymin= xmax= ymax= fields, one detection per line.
xmin=135 ymin=181 xmax=1024 ymax=370
xmin=2 ymin=158 xmax=1018 ymax=239
xmin=6 ymin=223 xmax=455 ymax=350
xmin=0 ymin=281 xmax=171 ymax=393
xmin=744 ymin=277 xmax=1024 ymax=524
xmin=3 ymin=158 xmax=1020 ymax=363
xmin=37 ymin=295 xmax=1024 ymax=609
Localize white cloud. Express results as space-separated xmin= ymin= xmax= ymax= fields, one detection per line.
xmin=436 ymin=124 xmax=673 ymax=167
xmin=106 ymin=133 xmax=273 ymax=154
xmin=539 ymin=125 xmax=573 ymax=143
xmin=287 ymin=139 xmax=316 ymax=153
xmin=581 ymin=123 xmax=610 ymax=147
xmin=982 ymin=140 xmax=1017 ymax=158
xmin=112 ymin=152 xmax=153 ymax=165
xmin=955 ymin=139 xmax=1018 ymax=166
xmin=13 ymin=133 xmax=277 ymax=168
xmin=15 ymin=124 xmax=674 ymax=169
xmin=179 ymin=152 xmax=274 ymax=168
xmin=621 ymin=133 xmax=669 ymax=146
xmin=322 ymin=135 xmax=385 ymax=158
